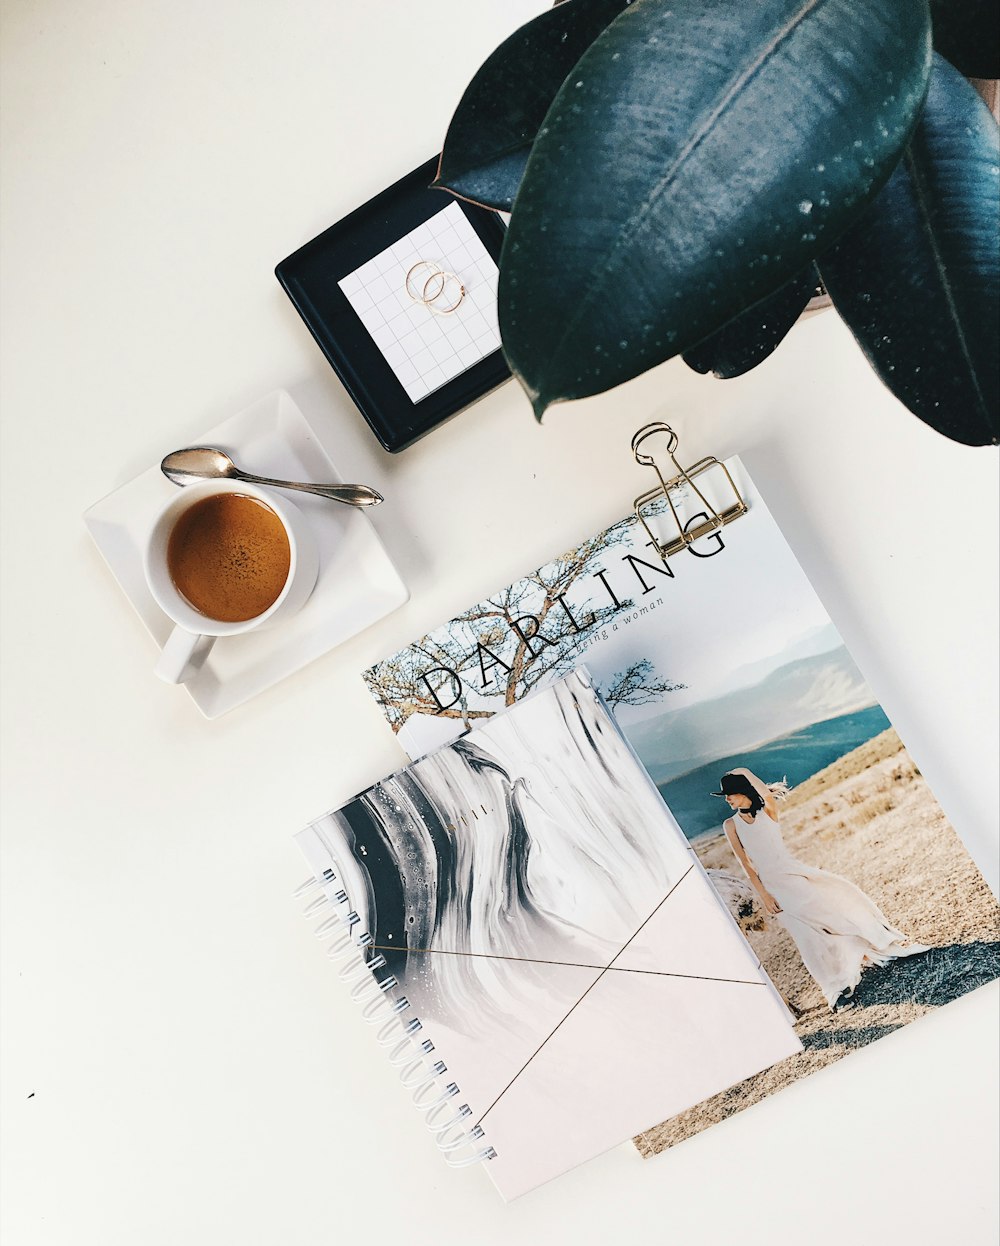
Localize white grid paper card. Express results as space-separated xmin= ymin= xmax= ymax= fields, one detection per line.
xmin=338 ymin=201 xmax=502 ymax=403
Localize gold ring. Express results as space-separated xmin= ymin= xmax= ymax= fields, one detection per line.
xmin=405 ymin=260 xmax=442 ymax=303
xmin=405 ymin=261 xmax=466 ymax=314
xmin=423 ymin=270 xmax=465 ymax=315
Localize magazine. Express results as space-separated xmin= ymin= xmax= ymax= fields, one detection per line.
xmin=364 ymin=457 xmax=1000 ymax=1153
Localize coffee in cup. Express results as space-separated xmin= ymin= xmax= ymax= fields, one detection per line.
xmin=167 ymin=493 xmax=291 ymax=623
xmin=144 ymin=479 xmax=319 ymax=685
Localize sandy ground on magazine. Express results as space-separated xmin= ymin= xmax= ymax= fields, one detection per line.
xmin=636 ymin=729 xmax=1000 ymax=1155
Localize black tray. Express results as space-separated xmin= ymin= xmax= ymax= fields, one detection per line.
xmin=275 ymin=158 xmax=510 ymax=453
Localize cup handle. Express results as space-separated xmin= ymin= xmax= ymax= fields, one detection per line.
xmin=155 ymin=626 xmax=216 ymax=684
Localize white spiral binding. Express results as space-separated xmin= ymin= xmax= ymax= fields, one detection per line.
xmin=296 ymin=873 xmax=497 ymax=1168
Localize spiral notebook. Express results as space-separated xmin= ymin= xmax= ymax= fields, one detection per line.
xmin=296 ymin=670 xmax=801 ymax=1200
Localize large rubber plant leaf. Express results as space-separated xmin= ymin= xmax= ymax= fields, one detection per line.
xmin=434 ymin=0 xmax=634 ymax=211
xmin=929 ymin=0 xmax=999 ymax=80
xmin=682 ymin=265 xmax=819 ymax=377
xmin=500 ymin=0 xmax=932 ymax=417
xmin=817 ymin=55 xmax=999 ymax=446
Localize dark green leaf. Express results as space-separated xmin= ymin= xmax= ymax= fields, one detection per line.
xmin=930 ymin=0 xmax=999 ymax=80
xmin=434 ymin=0 xmax=634 ymax=211
xmin=683 ymin=265 xmax=819 ymax=377
xmin=817 ymin=56 xmax=999 ymax=446
xmin=500 ymin=0 xmax=932 ymax=417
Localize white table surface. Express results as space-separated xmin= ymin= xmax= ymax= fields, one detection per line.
xmin=2 ymin=3 xmax=997 ymax=1242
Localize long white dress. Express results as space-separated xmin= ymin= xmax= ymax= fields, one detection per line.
xmin=729 ymin=808 xmax=928 ymax=1008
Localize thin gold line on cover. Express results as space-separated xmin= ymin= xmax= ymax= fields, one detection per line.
xmin=369 ymin=943 xmax=767 ymax=988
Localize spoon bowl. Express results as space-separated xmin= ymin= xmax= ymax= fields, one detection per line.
xmin=160 ymin=446 xmax=383 ymax=508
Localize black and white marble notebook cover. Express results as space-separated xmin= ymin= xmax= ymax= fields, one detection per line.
xmin=297 ymin=670 xmax=800 ymax=1199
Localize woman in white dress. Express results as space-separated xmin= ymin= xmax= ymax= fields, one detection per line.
xmin=715 ymin=767 xmax=928 ymax=1009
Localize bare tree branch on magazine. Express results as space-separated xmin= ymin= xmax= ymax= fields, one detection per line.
xmin=603 ymin=659 xmax=685 ymax=709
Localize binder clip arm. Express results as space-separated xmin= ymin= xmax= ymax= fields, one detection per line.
xmin=631 ymin=422 xmax=747 ymax=559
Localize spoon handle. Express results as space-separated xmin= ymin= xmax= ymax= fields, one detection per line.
xmin=236 ymin=471 xmax=383 ymax=508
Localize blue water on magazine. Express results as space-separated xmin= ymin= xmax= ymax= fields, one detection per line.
xmin=658 ymin=705 xmax=893 ymax=840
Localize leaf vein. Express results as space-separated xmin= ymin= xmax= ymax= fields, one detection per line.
xmin=543 ymin=0 xmax=831 ymax=386
xmin=902 ymin=145 xmax=989 ymax=421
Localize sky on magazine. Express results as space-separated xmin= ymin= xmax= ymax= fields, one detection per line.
xmin=607 ymin=496 xmax=843 ymax=726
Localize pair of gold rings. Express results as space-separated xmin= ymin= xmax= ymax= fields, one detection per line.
xmin=405 ymin=261 xmax=466 ymax=315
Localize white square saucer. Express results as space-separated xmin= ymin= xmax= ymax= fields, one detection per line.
xmin=84 ymin=391 xmax=408 ymax=718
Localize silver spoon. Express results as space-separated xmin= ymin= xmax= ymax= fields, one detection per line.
xmin=160 ymin=446 xmax=383 ymax=508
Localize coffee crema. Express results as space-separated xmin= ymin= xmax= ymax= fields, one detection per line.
xmin=166 ymin=493 xmax=291 ymax=623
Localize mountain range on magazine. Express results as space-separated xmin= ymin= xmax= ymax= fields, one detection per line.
xmin=297 ymin=670 xmax=800 ymax=1200
xmin=365 ymin=456 xmax=1000 ymax=1156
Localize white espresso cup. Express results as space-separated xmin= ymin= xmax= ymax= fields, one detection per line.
xmin=143 ymin=479 xmax=320 ymax=684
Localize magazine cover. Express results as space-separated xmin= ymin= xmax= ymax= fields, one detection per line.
xmin=364 ymin=457 xmax=1000 ymax=1154
xmin=298 ymin=671 xmax=800 ymax=1199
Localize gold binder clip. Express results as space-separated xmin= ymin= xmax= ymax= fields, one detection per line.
xmin=631 ymin=422 xmax=747 ymax=559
